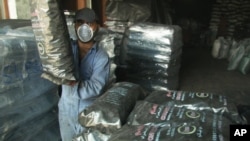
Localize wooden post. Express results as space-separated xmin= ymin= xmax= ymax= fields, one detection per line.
xmin=101 ymin=0 xmax=107 ymax=27
xmin=3 ymin=0 xmax=10 ymax=19
xmin=76 ymin=0 xmax=86 ymax=10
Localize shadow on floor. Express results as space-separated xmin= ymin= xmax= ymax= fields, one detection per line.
xmin=179 ymin=46 xmax=250 ymax=105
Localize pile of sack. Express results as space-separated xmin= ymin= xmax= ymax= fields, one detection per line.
xmin=73 ymin=82 xmax=246 ymax=141
xmin=0 ymin=20 xmax=61 ymax=141
xmin=120 ymin=22 xmax=183 ymax=92
xmin=212 ymin=37 xmax=250 ymax=74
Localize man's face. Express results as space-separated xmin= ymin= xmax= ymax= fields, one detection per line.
xmin=74 ymin=20 xmax=99 ymax=43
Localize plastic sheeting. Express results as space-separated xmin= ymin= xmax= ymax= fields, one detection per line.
xmin=1 ymin=99 xmax=59 ymax=140
xmin=30 ymin=0 xmax=76 ymax=85
xmin=4 ymin=110 xmax=59 ymax=141
xmin=105 ymin=0 xmax=151 ymax=22
xmin=121 ymin=22 xmax=183 ymax=91
xmin=125 ymin=23 xmax=182 ymax=47
xmin=126 ymin=47 xmax=182 ymax=63
xmin=0 ymin=35 xmax=41 ymax=92
xmin=120 ymin=23 xmax=183 ymax=64
xmin=0 ymin=20 xmax=61 ymax=141
xmin=0 ymin=20 xmax=31 ymax=34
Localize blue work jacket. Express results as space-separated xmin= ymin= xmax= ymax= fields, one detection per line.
xmin=58 ymin=40 xmax=110 ymax=134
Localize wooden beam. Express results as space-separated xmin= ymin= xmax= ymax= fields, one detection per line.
xmin=3 ymin=0 xmax=10 ymax=19
xmin=101 ymin=0 xmax=107 ymax=27
xmin=76 ymin=0 xmax=86 ymax=10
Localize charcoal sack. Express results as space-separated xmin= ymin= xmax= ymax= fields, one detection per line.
xmin=127 ymin=101 xmax=242 ymax=126
xmin=144 ymin=90 xmax=243 ymax=124
xmin=30 ymin=0 xmax=76 ymax=85
xmin=109 ymin=121 xmax=230 ymax=141
xmin=78 ymin=82 xmax=148 ymax=134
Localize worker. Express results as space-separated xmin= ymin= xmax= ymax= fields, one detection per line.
xmin=58 ymin=7 xmax=110 ymax=141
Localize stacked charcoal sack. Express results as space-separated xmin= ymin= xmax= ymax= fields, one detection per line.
xmin=94 ymin=28 xmax=123 ymax=88
xmin=211 ymin=35 xmax=250 ymax=74
xmin=121 ymin=22 xmax=183 ymax=92
xmin=105 ymin=0 xmax=152 ymax=73
xmin=150 ymin=0 xmax=174 ymax=25
xmin=0 ymin=20 xmax=61 ymax=141
xmin=64 ymin=10 xmax=77 ymax=40
xmin=211 ymin=36 xmax=232 ymax=59
xmin=209 ymin=0 xmax=250 ymax=74
xmin=73 ymin=82 xmax=148 ymax=141
xmin=209 ymin=0 xmax=250 ymax=45
xmin=108 ymin=90 xmax=246 ymax=141
xmin=227 ymin=38 xmax=250 ymax=74
xmin=105 ymin=0 xmax=174 ymax=32
xmin=30 ymin=0 xmax=77 ymax=85
xmin=105 ymin=0 xmax=151 ymax=33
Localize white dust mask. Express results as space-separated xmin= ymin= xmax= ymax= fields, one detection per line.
xmin=77 ymin=23 xmax=94 ymax=42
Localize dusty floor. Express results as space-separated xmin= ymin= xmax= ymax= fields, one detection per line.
xmin=178 ymin=46 xmax=250 ymax=105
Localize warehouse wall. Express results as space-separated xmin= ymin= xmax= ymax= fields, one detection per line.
xmin=15 ymin=0 xmax=30 ymax=19
xmin=1 ymin=0 xmax=30 ymax=19
xmin=0 ymin=0 xmax=3 ymax=19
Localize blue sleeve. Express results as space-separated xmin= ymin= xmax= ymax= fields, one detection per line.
xmin=77 ymin=51 xmax=110 ymax=100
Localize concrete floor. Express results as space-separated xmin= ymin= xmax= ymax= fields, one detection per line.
xmin=178 ymin=46 xmax=250 ymax=105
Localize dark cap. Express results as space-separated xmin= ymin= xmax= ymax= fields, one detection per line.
xmin=75 ymin=8 xmax=98 ymax=23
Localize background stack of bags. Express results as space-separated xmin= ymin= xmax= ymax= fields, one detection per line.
xmin=73 ymin=82 xmax=246 ymax=141
xmin=94 ymin=28 xmax=123 ymax=87
xmin=121 ymin=22 xmax=183 ymax=92
xmin=0 ymin=20 xmax=61 ymax=141
xmin=104 ymin=0 xmax=152 ymax=34
xmin=104 ymin=0 xmax=153 ymax=74
xmin=211 ymin=37 xmax=250 ymax=75
xmin=209 ymin=0 xmax=250 ymax=40
xmin=209 ymin=0 xmax=250 ymax=74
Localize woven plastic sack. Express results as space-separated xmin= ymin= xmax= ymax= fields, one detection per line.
xmin=30 ymin=0 xmax=76 ymax=85
xmin=127 ymin=101 xmax=243 ymax=126
xmin=238 ymin=56 xmax=250 ymax=74
xmin=144 ymin=90 xmax=243 ymax=124
xmin=109 ymin=121 xmax=231 ymax=141
xmin=78 ymin=82 xmax=148 ymax=134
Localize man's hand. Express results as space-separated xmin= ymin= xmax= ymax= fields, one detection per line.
xmin=68 ymin=80 xmax=78 ymax=86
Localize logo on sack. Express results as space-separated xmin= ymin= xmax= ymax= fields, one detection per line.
xmin=177 ymin=124 xmax=196 ymax=135
xmin=186 ymin=110 xmax=200 ymax=119
xmin=196 ymin=93 xmax=209 ymax=98
xmin=37 ymin=42 xmax=45 ymax=55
